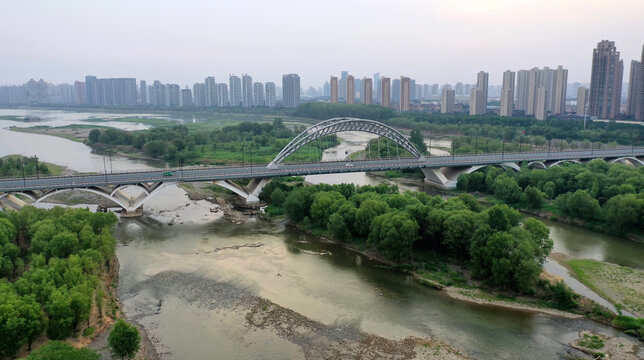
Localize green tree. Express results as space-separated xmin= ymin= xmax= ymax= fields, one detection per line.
xmin=369 ymin=211 xmax=419 ymax=261
xmin=409 ymin=128 xmax=427 ymax=154
xmin=88 ymin=129 xmax=100 ymax=144
xmin=604 ymin=194 xmax=643 ymax=233
xmin=523 ymin=185 xmax=544 ymax=209
xmin=492 ymin=174 xmax=522 ymax=203
xmin=108 ymin=319 xmax=140 ymax=360
xmin=269 ymin=188 xmax=286 ymax=207
xmin=354 ymin=199 xmax=389 ymax=237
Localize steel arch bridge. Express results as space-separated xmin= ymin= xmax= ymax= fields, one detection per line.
xmin=268 ymin=117 xmax=424 ymax=167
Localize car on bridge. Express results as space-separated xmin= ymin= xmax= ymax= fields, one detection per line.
xmin=163 ymin=171 xmax=173 ymax=177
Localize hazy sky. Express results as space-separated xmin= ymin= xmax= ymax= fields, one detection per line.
xmin=1 ymin=0 xmax=643 ymax=87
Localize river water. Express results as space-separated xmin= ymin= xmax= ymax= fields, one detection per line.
xmin=2 ymin=109 xmax=642 ymax=359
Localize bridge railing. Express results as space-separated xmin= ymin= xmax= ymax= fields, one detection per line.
xmin=1 ymin=146 xmax=643 ymax=183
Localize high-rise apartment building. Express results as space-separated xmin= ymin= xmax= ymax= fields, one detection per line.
xmin=73 ymin=81 xmax=86 ymax=104
xmin=139 ymin=80 xmax=147 ymax=105
xmin=205 ymin=76 xmax=217 ymax=107
xmin=392 ymin=79 xmax=401 ymax=103
xmin=253 ymin=82 xmax=265 ymax=106
xmin=217 ymin=83 xmax=229 ymax=106
xmin=265 ymin=82 xmax=276 ymax=107
xmin=323 ymin=81 xmax=330 ymax=97
xmin=589 ymin=40 xmax=624 ymax=119
xmin=193 ymin=83 xmax=206 ymax=107
xmin=151 ymin=81 xmax=166 ymax=106
xmin=441 ymin=88 xmax=455 ymax=114
xmin=330 ymin=76 xmax=338 ymax=103
xmin=346 ymin=75 xmax=355 ymax=104
xmin=85 ymin=76 xmax=97 ymax=105
xmin=577 ymin=86 xmax=588 ymax=116
xmin=181 ymin=88 xmax=193 ymax=107
xmin=282 ymin=73 xmax=300 ymax=108
xmin=455 ymin=82 xmax=464 ymax=96
xmin=374 ymin=73 xmax=381 ymax=102
xmin=516 ymin=70 xmax=530 ymax=111
xmin=229 ymin=75 xmax=242 ymax=106
xmin=535 ymin=87 xmax=547 ymax=120
xmin=362 ymin=78 xmax=373 ymax=105
xmin=400 ymin=76 xmax=410 ymax=111
xmin=552 ymin=66 xmax=568 ymax=115
xmin=241 ymin=74 xmax=253 ymax=108
xmin=626 ymin=45 xmax=644 ymax=121
xmin=167 ymin=84 xmax=181 ymax=107
xmin=476 ymin=71 xmax=489 ymax=111
xmin=500 ymin=70 xmax=515 ymax=117
xmin=470 ymin=88 xmax=485 ymax=115
xmin=381 ymin=77 xmax=391 ymax=107
xmin=339 ymin=71 xmax=348 ymax=100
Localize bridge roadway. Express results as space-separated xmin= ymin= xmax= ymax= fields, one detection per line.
xmin=1 ymin=147 xmax=643 ymax=193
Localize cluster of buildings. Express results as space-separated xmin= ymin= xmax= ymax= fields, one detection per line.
xmin=0 ymin=73 xmax=301 ymax=109
xmin=1 ymin=40 xmax=642 ymax=121
xmin=322 ymin=41 xmax=643 ymax=121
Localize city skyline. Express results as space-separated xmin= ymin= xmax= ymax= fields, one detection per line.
xmin=1 ymin=1 xmax=643 ymax=88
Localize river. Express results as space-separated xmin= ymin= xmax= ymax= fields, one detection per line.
xmin=2 ymin=109 xmax=642 ymax=359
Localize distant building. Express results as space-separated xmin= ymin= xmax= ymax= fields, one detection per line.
xmin=229 ymin=75 xmax=242 ymax=106
xmin=193 ymin=83 xmax=206 ymax=107
xmin=441 ymin=88 xmax=455 ymax=114
xmin=476 ymin=71 xmax=489 ymax=111
xmin=626 ymin=44 xmax=644 ymax=121
xmin=323 ymin=81 xmax=330 ymax=97
xmin=205 ymin=77 xmax=217 ymax=107
xmin=400 ymin=76 xmax=410 ymax=111
xmin=265 ymin=82 xmax=276 ymax=107
xmin=553 ymin=66 xmax=568 ymax=115
xmin=516 ymin=70 xmax=530 ymax=111
xmin=535 ymin=87 xmax=547 ymax=120
xmin=241 ymin=74 xmax=253 ymax=108
xmin=181 ymin=88 xmax=193 ymax=107
xmin=346 ymin=75 xmax=355 ymax=104
xmin=392 ymin=78 xmax=401 ymax=104
xmin=139 ymin=80 xmax=147 ymax=105
xmin=74 ymin=81 xmax=86 ymax=104
xmin=381 ymin=77 xmax=391 ymax=107
xmin=500 ymin=70 xmax=515 ymax=117
xmin=589 ymin=40 xmax=624 ymax=119
xmin=362 ymin=77 xmax=372 ymax=105
xmin=282 ymin=73 xmax=300 ymax=108
xmin=330 ymin=76 xmax=338 ymax=103
xmin=577 ymin=86 xmax=588 ymax=116
xmin=167 ymin=84 xmax=180 ymax=107
xmin=152 ymin=80 xmax=166 ymax=106
xmin=455 ymin=82 xmax=464 ymax=96
xmin=217 ymin=83 xmax=229 ymax=107
xmin=339 ymin=71 xmax=348 ymax=100
xmin=469 ymin=88 xmax=485 ymax=115
xmin=253 ymin=82 xmax=265 ymax=106
xmin=373 ymin=73 xmax=381 ymax=102
xmin=85 ymin=76 xmax=97 ymax=104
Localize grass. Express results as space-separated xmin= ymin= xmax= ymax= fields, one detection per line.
xmin=82 ymin=327 xmax=95 ymax=337
xmin=565 ymin=259 xmax=644 ymax=318
xmin=577 ymin=333 xmax=605 ymax=349
xmin=9 ymin=125 xmax=100 ymax=142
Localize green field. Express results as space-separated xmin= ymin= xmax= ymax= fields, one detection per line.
xmin=565 ymin=258 xmax=644 ymax=318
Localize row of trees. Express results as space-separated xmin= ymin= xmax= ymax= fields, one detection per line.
xmin=261 ymin=182 xmax=553 ymax=293
xmin=292 ymin=103 xmax=643 ymax=146
xmin=87 ymin=118 xmax=339 ymax=164
xmin=457 ymin=160 xmax=644 ymax=233
xmin=0 ymin=207 xmax=118 ymax=358
xmin=0 ymin=156 xmax=50 ymax=178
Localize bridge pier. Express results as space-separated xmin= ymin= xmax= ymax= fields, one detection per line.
xmin=120 ymin=206 xmax=144 ymax=218
xmin=213 ymin=178 xmax=270 ymax=204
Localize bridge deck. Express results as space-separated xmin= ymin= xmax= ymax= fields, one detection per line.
xmin=1 ymin=148 xmax=643 ymax=193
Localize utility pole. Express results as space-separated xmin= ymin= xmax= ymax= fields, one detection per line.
xmin=21 ymin=158 xmax=26 ymax=187
xmin=34 ymin=155 xmax=39 ymax=179
xmin=474 ymin=137 xmax=477 ymax=155
xmin=103 ymin=156 xmax=108 ymax=183
xmin=109 ymin=150 xmax=113 ymax=173
xmin=502 ymin=140 xmax=505 ymax=160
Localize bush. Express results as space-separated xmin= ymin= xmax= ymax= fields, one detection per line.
xmin=108 ymin=319 xmax=140 ymax=359
xmin=23 ymin=341 xmax=100 ymax=360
